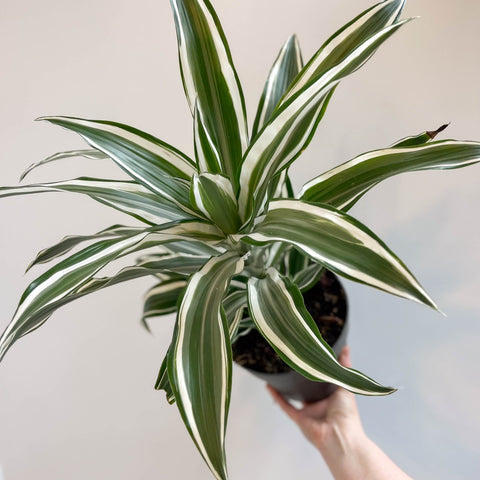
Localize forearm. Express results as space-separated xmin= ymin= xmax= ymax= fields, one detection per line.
xmin=318 ymin=429 xmax=414 ymax=480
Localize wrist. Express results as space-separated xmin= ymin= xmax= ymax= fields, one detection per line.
xmin=317 ymin=425 xmax=371 ymax=480
xmin=318 ymin=426 xmax=414 ymax=480
xmin=317 ymin=422 xmax=367 ymax=457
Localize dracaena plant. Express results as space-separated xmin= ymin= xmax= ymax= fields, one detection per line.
xmin=1 ymin=0 xmax=479 ymax=478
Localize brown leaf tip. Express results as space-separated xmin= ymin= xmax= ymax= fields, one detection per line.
xmin=427 ymin=123 xmax=450 ymax=139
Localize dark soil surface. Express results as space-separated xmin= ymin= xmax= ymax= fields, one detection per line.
xmin=232 ymin=270 xmax=347 ymax=374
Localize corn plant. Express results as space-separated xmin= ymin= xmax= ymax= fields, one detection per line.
xmin=1 ymin=0 xmax=479 ymax=478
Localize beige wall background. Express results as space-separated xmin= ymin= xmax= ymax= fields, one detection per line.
xmin=1 ymin=0 xmax=479 ymax=479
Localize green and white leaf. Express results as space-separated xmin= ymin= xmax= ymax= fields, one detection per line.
xmin=240 ymin=199 xmax=437 ymax=309
xmin=194 ymin=101 xmax=222 ymax=174
xmin=20 ymin=148 xmax=108 ymax=181
xmin=293 ymin=262 xmax=324 ymax=292
xmin=155 ymin=352 xmax=176 ymax=404
xmin=191 ymin=173 xmax=241 ymax=234
xmin=238 ymin=19 xmax=410 ymax=222
xmin=26 ymin=224 xmax=145 ymax=271
xmin=284 ymin=247 xmax=309 ymax=278
xmin=223 ymin=290 xmax=247 ymax=340
xmin=0 ymin=177 xmax=194 ymax=224
xmin=248 ymin=269 xmax=394 ymax=395
xmin=0 ymin=232 xmax=151 ymax=362
xmin=300 ymin=140 xmax=480 ymax=211
xmin=143 ymin=278 xmax=188 ymax=321
xmin=38 ymin=116 xmax=198 ymax=214
xmin=0 ymin=221 xmax=223 ymax=362
xmin=252 ymin=34 xmax=303 ymax=139
xmin=168 ymin=252 xmax=244 ymax=480
xmin=158 ymin=240 xmax=223 ymax=257
xmin=283 ymin=0 xmax=405 ymax=102
xmin=171 ymin=0 xmax=248 ymax=187
xmin=138 ymin=254 xmax=209 ymax=276
xmin=390 ymin=124 xmax=449 ymax=148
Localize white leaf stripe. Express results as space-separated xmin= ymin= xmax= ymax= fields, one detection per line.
xmin=283 ymin=0 xmax=405 ymax=102
xmin=239 ymin=83 xmax=337 ymax=221
xmin=168 ymin=252 xmax=244 ymax=480
xmin=252 ymin=34 xmax=303 ymax=138
xmin=38 ymin=116 xmax=196 ymax=177
xmin=223 ymin=290 xmax=248 ymax=339
xmin=194 ymin=101 xmax=222 ymax=174
xmin=293 ymin=263 xmax=324 ymax=292
xmin=0 ymin=233 xmax=150 ymax=361
xmin=138 ymin=254 xmax=209 ymax=275
xmin=191 ymin=173 xmax=241 ymax=234
xmin=192 ymin=174 xmax=236 ymax=217
xmin=20 ymin=149 xmax=108 ymax=181
xmin=38 ymin=116 xmax=198 ymax=215
xmin=0 ymin=221 xmax=222 ymax=362
xmin=171 ymin=0 xmax=247 ymax=139
xmin=228 ymin=308 xmax=245 ymax=341
xmin=145 ymin=279 xmax=187 ymax=297
xmin=111 ymin=222 xmax=225 ymax=260
xmin=299 ymin=140 xmax=480 ymax=209
xmin=171 ymin=0 xmax=248 ymax=187
xmin=0 ymin=177 xmax=193 ymax=224
xmin=159 ymin=239 xmax=223 ymax=257
xmin=143 ymin=280 xmax=187 ymax=318
xmin=238 ymin=19 xmax=409 ymax=221
xmin=26 ymin=225 xmax=143 ymax=271
xmin=1 ymin=266 xmax=183 ymax=357
xmin=248 ymin=269 xmax=394 ymax=395
xmin=241 ymin=199 xmax=438 ymax=310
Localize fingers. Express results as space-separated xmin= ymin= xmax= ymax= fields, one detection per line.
xmin=338 ymin=345 xmax=352 ymax=368
xmin=266 ymin=384 xmax=301 ymax=422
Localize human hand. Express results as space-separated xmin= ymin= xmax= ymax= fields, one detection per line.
xmin=268 ymin=346 xmax=414 ymax=480
xmin=267 ymin=346 xmax=364 ymax=451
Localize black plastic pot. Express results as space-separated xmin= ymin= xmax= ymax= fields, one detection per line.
xmin=234 ymin=272 xmax=348 ymax=403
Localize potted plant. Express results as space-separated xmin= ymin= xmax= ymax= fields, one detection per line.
xmin=1 ymin=0 xmax=479 ymax=479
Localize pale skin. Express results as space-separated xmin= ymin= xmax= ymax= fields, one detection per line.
xmin=267 ymin=346 xmax=414 ymax=480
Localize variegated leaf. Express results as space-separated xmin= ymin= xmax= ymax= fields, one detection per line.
xmin=0 ymin=221 xmax=223 ymax=362
xmin=0 ymin=232 xmax=151 ymax=362
xmin=143 ymin=278 xmax=188 ymax=321
xmin=171 ymin=0 xmax=248 ymax=188
xmin=138 ymin=254 xmax=209 ymax=276
xmin=248 ymin=269 xmax=394 ymax=395
xmin=300 ymin=140 xmax=480 ymax=211
xmin=164 ymin=240 xmax=223 ymax=257
xmin=390 ymin=123 xmax=449 ymax=148
xmin=191 ymin=174 xmax=241 ymax=234
xmin=0 ymin=263 xmax=181 ymax=360
xmin=223 ymin=290 xmax=248 ymax=340
xmin=155 ymin=352 xmax=176 ymax=404
xmin=168 ymin=252 xmax=244 ymax=480
xmin=285 ymin=247 xmax=309 ymax=278
xmin=240 ymin=199 xmax=437 ymax=309
xmin=0 ymin=177 xmax=194 ymax=224
xmin=113 ymin=223 xmax=225 ymax=262
xmin=238 ymin=19 xmax=410 ymax=222
xmin=26 ymin=225 xmax=144 ymax=272
xmin=271 ymin=170 xmax=295 ymax=199
xmin=20 ymin=148 xmax=108 ymax=181
xmin=37 ymin=116 xmax=198 ymax=215
xmin=293 ymin=262 xmax=325 ymax=292
xmin=283 ymin=0 xmax=405 ymax=102
xmin=259 ymin=169 xmax=294 ymax=217
xmin=252 ymin=34 xmax=303 ymax=139
xmin=194 ymin=101 xmax=222 ymax=174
